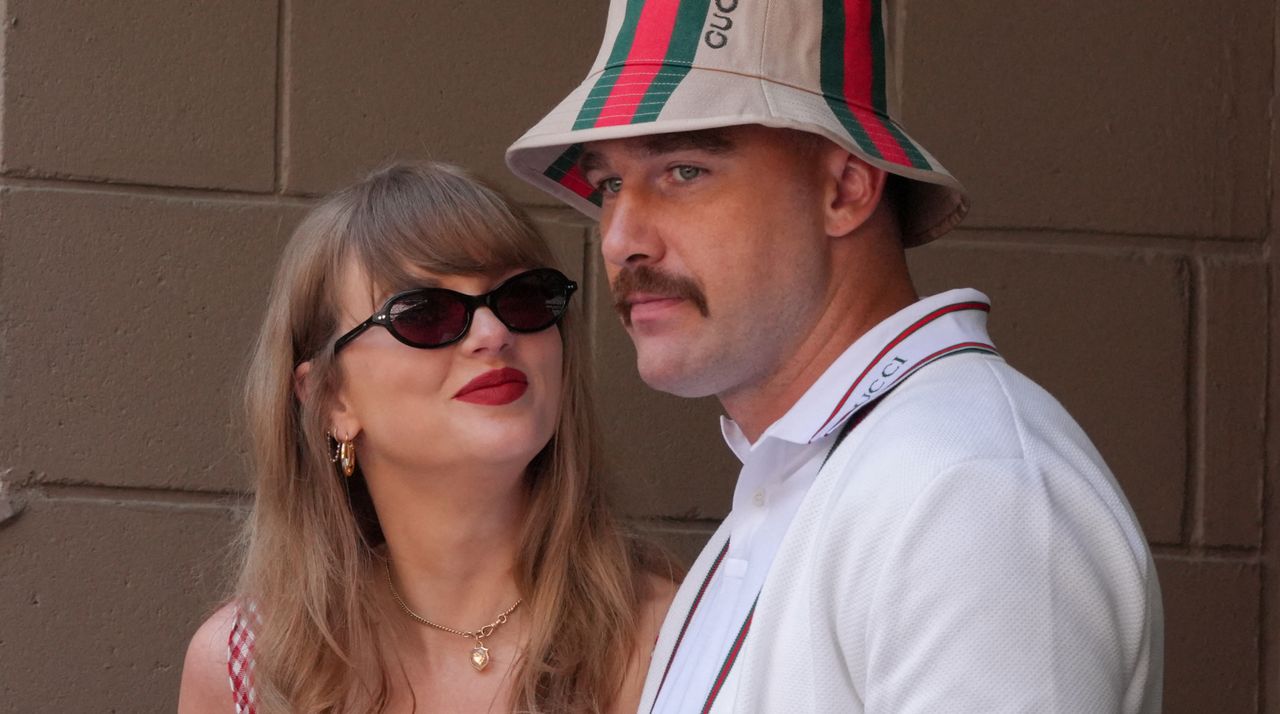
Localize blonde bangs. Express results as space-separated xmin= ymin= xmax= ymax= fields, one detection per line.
xmin=340 ymin=163 xmax=557 ymax=301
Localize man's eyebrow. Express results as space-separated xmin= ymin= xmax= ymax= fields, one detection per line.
xmin=639 ymin=130 xmax=736 ymax=157
xmin=578 ymin=148 xmax=605 ymax=177
xmin=576 ymin=129 xmax=737 ymax=175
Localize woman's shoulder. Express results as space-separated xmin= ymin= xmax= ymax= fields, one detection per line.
xmin=177 ymin=601 xmax=239 ymax=714
xmin=639 ymin=572 xmax=678 ymax=637
xmin=611 ymin=573 xmax=678 ymax=714
xmin=630 ymin=544 xmax=681 ymax=652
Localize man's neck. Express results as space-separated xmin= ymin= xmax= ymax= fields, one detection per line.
xmin=720 ymin=273 xmax=917 ymax=444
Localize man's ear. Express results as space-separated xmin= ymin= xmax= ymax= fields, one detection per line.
xmin=821 ymin=151 xmax=887 ymax=239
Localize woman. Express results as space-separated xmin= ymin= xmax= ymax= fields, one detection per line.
xmin=178 ymin=162 xmax=676 ymax=713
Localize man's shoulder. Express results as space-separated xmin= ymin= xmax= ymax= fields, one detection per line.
xmin=806 ymin=350 xmax=1154 ymax=586
xmin=858 ymin=351 xmax=1087 ymax=460
xmin=820 ymin=351 xmax=1110 ymax=513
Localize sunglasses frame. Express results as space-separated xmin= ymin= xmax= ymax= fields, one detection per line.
xmin=332 ymin=268 xmax=577 ymax=354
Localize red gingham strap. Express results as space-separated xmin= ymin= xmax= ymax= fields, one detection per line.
xmin=227 ymin=603 xmax=258 ymax=714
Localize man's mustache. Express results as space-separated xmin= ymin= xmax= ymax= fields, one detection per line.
xmin=610 ymin=266 xmax=710 ymax=326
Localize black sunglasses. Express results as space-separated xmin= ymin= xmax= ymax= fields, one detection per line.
xmin=333 ymin=268 xmax=577 ymax=353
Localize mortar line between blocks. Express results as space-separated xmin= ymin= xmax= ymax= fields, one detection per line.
xmin=273 ymin=0 xmax=291 ymax=194
xmin=943 ymin=230 xmax=1269 ymax=258
xmin=0 ymin=175 xmax=317 ymax=206
xmin=30 ymin=482 xmax=250 ymax=509
xmin=1186 ymin=257 xmax=1205 ymax=547
xmin=1148 ymin=544 xmax=1262 ymax=563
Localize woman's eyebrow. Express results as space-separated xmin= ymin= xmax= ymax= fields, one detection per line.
xmin=371 ymin=276 xmax=444 ymax=304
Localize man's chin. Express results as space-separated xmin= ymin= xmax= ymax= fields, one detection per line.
xmin=634 ymin=351 xmax=720 ymax=399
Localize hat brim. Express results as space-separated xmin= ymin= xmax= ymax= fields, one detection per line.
xmin=507 ymin=64 xmax=967 ymax=246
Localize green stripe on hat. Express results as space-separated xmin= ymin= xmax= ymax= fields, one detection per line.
xmin=543 ymin=144 xmax=603 ymax=206
xmin=820 ymin=0 xmax=881 ymax=159
xmin=631 ymin=0 xmax=713 ymax=124
xmin=820 ymin=0 xmax=931 ymax=170
xmin=869 ymin=0 xmax=887 ymax=113
xmin=574 ymin=0 xmax=712 ymax=128
xmin=867 ymin=1 xmax=931 ymax=168
xmin=574 ymin=0 xmax=647 ymax=130
xmin=881 ymin=122 xmax=931 ymax=169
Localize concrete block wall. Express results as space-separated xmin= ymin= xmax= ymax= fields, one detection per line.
xmin=0 ymin=2 xmax=1273 ymax=711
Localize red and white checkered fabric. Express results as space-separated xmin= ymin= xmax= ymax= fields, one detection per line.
xmin=227 ymin=602 xmax=258 ymax=714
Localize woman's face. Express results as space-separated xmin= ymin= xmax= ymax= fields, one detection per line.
xmin=326 ymin=265 xmax=565 ymax=481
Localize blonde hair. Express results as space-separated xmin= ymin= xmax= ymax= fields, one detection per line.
xmin=235 ymin=162 xmax=666 ymax=712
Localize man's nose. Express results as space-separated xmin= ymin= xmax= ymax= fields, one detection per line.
xmin=599 ymin=190 xmax=664 ymax=269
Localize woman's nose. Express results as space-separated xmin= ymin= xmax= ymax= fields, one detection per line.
xmin=460 ymin=306 xmax=513 ymax=354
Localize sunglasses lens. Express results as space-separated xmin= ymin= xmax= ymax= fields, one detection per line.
xmin=494 ymin=271 xmax=571 ymax=331
xmin=388 ymin=293 xmax=468 ymax=347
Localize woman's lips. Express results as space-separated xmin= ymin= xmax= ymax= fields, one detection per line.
xmin=453 ymin=367 xmax=529 ymax=406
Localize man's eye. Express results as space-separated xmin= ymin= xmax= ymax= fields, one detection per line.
xmin=672 ymin=166 xmax=703 ymax=182
xmin=597 ymin=177 xmax=623 ymax=194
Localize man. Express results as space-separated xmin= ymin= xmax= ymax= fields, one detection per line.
xmin=508 ymin=1 xmax=1162 ymax=711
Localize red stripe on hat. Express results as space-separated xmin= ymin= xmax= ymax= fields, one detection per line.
xmin=840 ymin=0 xmax=874 ymax=107
xmin=543 ymin=145 xmax=602 ymax=205
xmin=839 ymin=0 xmax=912 ymax=166
xmin=851 ymin=106 xmax=911 ymax=165
xmin=595 ymin=1 xmax=683 ymax=127
xmin=558 ymin=164 xmax=598 ymax=200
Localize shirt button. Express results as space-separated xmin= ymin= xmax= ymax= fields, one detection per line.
xmin=753 ymin=489 xmax=766 ymax=507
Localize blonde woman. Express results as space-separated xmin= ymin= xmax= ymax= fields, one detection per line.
xmin=177 ymin=162 xmax=675 ymax=713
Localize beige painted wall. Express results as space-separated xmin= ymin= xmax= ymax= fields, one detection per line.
xmin=0 ymin=1 xmax=1274 ymax=711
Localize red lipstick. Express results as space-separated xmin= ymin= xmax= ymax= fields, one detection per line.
xmin=453 ymin=367 xmax=529 ymax=406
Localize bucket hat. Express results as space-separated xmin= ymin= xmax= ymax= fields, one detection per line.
xmin=506 ymin=0 xmax=967 ymax=246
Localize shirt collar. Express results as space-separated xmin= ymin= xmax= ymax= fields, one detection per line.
xmin=721 ymin=288 xmax=994 ymax=458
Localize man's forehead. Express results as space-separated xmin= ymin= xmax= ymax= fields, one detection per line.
xmin=578 ymin=127 xmax=739 ymax=172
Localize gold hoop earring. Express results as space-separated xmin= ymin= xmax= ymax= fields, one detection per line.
xmin=331 ymin=436 xmax=356 ymax=477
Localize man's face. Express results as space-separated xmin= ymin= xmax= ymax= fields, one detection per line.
xmin=581 ymin=125 xmax=834 ymax=399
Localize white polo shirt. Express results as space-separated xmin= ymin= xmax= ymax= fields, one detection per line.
xmin=649 ymin=289 xmax=1002 ymax=713
xmin=650 ymin=289 xmax=1162 ymax=714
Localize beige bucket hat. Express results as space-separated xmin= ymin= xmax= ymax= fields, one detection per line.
xmin=506 ymin=0 xmax=968 ymax=246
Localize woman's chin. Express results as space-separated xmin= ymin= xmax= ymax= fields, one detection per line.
xmin=449 ymin=432 xmax=551 ymax=474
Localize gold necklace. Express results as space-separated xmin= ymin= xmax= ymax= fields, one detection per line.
xmin=383 ymin=560 xmax=522 ymax=672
